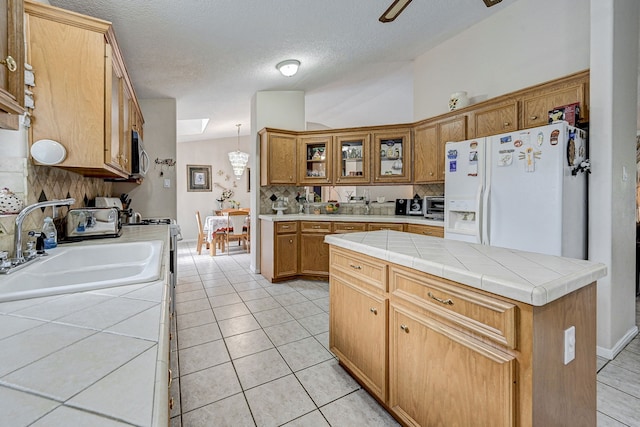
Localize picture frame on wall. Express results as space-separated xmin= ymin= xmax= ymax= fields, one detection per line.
xmin=187 ymin=164 xmax=212 ymax=192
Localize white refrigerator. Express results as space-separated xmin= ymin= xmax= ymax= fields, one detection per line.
xmin=444 ymin=122 xmax=588 ymax=259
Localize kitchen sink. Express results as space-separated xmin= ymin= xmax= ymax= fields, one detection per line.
xmin=0 ymin=240 xmax=163 ymax=302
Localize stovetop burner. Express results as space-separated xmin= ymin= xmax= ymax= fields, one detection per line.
xmin=141 ymin=218 xmax=173 ymax=225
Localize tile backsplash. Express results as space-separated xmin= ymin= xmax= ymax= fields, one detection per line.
xmin=0 ymin=159 xmax=112 ymax=256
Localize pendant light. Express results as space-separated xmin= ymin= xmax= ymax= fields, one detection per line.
xmin=228 ymin=123 xmax=249 ymax=179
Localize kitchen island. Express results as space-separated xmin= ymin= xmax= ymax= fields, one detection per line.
xmin=0 ymin=225 xmax=172 ymax=426
xmin=325 ymin=230 xmax=607 ymax=427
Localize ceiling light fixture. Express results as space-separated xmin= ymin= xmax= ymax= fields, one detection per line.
xmin=276 ymin=59 xmax=300 ymax=77
xmin=379 ymin=0 xmax=413 ymax=23
xmin=228 ymin=123 xmax=249 ymax=179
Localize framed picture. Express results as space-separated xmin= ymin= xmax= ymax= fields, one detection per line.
xmin=187 ymin=164 xmax=212 ymax=192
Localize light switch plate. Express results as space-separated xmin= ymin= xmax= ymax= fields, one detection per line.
xmin=163 ymin=179 xmax=171 ymax=188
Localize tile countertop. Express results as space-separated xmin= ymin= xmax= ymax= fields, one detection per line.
xmin=325 ymin=230 xmax=607 ymax=306
xmin=259 ymin=213 xmax=445 ymax=227
xmin=0 ymin=225 xmax=171 ymax=427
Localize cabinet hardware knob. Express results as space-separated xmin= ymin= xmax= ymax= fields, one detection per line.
xmin=313 ymin=225 xmax=320 ymax=229
xmin=370 ymin=307 xmax=377 ymax=315
xmin=0 ymin=55 xmax=17 ymax=72
xmin=429 ymin=172 xmax=434 ymax=176
xmin=169 ymin=332 xmax=173 ymax=340
xmin=289 ymin=239 xmax=293 ymax=243
xmin=349 ymin=264 xmax=362 ymax=270
xmin=529 ymin=115 xmax=538 ymax=120
xmin=428 ymin=291 xmax=454 ymax=305
xmin=503 ymin=122 xmax=510 ymax=127
xmin=169 ymin=397 xmax=174 ymax=410
xmin=168 ymin=369 xmax=172 ymax=388
xmin=346 ymin=226 xmax=354 ymax=230
xmin=289 ymin=176 xmax=293 ymax=180
xmin=400 ymin=324 xmax=409 ymax=333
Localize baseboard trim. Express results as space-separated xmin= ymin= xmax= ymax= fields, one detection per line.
xmin=597 ymin=325 xmax=639 ymax=360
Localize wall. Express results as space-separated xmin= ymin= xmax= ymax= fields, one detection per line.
xmin=413 ymin=0 xmax=639 ymax=358
xmin=176 ymin=133 xmax=251 ymax=239
xmin=113 ymin=99 xmax=177 ymax=220
xmin=413 ymin=0 xmax=590 ymax=121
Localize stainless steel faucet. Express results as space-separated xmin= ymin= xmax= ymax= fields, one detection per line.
xmin=13 ymin=198 xmax=75 ymax=262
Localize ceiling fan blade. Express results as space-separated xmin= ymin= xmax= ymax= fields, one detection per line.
xmin=483 ymin=0 xmax=503 ymax=7
xmin=379 ymin=0 xmax=413 ymax=23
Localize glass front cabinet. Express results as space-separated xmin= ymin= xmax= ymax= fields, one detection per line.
xmin=334 ymin=133 xmax=371 ymax=185
xmin=299 ymin=135 xmax=332 ymax=185
xmin=373 ymin=129 xmax=412 ymax=183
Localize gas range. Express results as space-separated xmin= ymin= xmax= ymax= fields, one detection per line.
xmin=124 ymin=217 xmax=176 ymax=226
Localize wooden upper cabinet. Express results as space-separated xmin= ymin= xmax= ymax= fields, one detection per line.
xmin=299 ymin=134 xmax=332 ymax=185
xmin=413 ymin=122 xmax=439 ymax=183
xmin=373 ymin=128 xmax=412 ymax=183
xmin=0 ymin=0 xmax=25 ymax=129
xmin=260 ymin=129 xmax=297 ymax=185
xmin=522 ymin=82 xmax=586 ymax=129
xmin=471 ymin=101 xmax=518 ymax=138
xmin=334 ymin=132 xmax=371 ymax=185
xmin=25 ymin=1 xmax=142 ymax=179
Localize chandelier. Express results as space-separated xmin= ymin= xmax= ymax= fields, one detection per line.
xmin=228 ymin=123 xmax=249 ymax=179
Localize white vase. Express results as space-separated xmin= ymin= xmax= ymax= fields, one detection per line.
xmin=449 ymin=91 xmax=469 ymax=111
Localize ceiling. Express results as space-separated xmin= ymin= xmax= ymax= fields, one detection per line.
xmin=46 ymin=0 xmax=510 ymax=142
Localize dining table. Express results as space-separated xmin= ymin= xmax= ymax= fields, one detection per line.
xmin=203 ymin=211 xmax=250 ymax=255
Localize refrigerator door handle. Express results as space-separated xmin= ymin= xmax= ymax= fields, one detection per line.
xmin=482 ymin=184 xmax=490 ymax=245
xmin=475 ymin=185 xmax=483 ymax=244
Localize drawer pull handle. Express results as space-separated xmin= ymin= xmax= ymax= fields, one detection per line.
xmin=169 ymin=397 xmax=174 ymax=410
xmin=345 ymin=226 xmax=354 ymax=230
xmin=349 ymin=264 xmax=362 ymax=270
xmin=529 ymin=115 xmax=538 ymax=120
xmin=428 ymin=292 xmax=454 ymax=306
xmin=503 ymin=122 xmax=510 ymax=127
xmin=370 ymin=307 xmax=377 ymax=315
xmin=312 ymin=225 xmax=321 ymax=229
xmin=168 ymin=369 xmax=172 ymax=388
xmin=282 ymin=226 xmax=290 ymax=229
xmin=400 ymin=324 xmax=409 ymax=333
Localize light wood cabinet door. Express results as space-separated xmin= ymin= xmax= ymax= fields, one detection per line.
xmin=373 ymin=129 xmax=412 ymax=183
xmin=522 ymin=84 xmax=585 ymax=129
xmin=439 ymin=115 xmax=467 ymax=148
xmin=299 ymin=233 xmax=330 ymax=276
xmin=389 ymin=302 xmax=516 ymax=427
xmin=473 ymin=101 xmax=518 ymax=137
xmin=334 ymin=132 xmax=371 ymax=185
xmin=299 ymin=135 xmax=332 ymax=185
xmin=260 ymin=131 xmax=297 ymax=185
xmin=275 ymin=233 xmax=298 ymax=278
xmin=413 ymin=122 xmax=439 ymax=183
xmin=105 ymin=45 xmax=122 ymax=171
xmin=405 ymin=223 xmax=443 ymax=238
xmin=330 ymin=275 xmax=387 ymax=401
xmin=0 ymin=0 xmax=24 ymax=128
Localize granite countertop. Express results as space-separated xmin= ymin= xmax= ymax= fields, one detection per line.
xmin=259 ymin=213 xmax=445 ymax=227
xmin=0 ymin=225 xmax=171 ymax=426
xmin=325 ymin=230 xmax=607 ymax=306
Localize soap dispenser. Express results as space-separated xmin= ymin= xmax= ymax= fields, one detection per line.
xmin=42 ymin=217 xmax=57 ymax=249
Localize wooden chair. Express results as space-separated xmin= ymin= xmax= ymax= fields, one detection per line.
xmin=195 ymin=211 xmax=210 ymax=255
xmin=221 ymin=210 xmax=249 ymax=254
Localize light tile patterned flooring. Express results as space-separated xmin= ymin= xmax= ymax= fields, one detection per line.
xmin=172 ymin=241 xmax=640 ymax=426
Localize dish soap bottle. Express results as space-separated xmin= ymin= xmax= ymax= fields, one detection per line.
xmin=42 ymin=216 xmax=57 ymax=249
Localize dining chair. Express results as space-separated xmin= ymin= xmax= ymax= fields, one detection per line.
xmin=195 ymin=211 xmax=209 ymax=255
xmin=223 ymin=210 xmax=249 ymax=255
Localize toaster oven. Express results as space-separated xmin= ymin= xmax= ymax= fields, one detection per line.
xmin=424 ymin=196 xmax=445 ymax=221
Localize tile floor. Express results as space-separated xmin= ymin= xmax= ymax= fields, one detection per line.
xmin=171 ymin=241 xmax=640 ymax=427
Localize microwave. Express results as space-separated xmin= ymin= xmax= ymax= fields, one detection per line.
xmin=131 ymin=130 xmax=149 ymax=178
xmin=424 ymin=196 xmax=444 ymax=221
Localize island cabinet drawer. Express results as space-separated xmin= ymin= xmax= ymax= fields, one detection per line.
xmin=300 ymin=221 xmax=332 ymax=233
xmin=330 ymin=248 xmax=387 ymax=292
xmin=333 ymin=222 xmax=367 ymax=233
xmin=389 ymin=265 xmax=517 ymax=349
xmin=276 ymin=221 xmax=298 ymax=233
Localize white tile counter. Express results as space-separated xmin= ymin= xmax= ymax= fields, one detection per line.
xmin=325 ymin=230 xmax=607 ymax=306
xmin=259 ymin=213 xmax=444 ymax=227
xmin=0 ymin=225 xmax=172 ymax=426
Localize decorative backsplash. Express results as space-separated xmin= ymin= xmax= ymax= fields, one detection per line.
xmin=0 ymin=160 xmax=112 ymax=256
xmin=259 ymin=183 xmax=445 ymax=215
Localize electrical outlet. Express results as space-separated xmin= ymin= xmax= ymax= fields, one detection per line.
xmin=0 ymin=222 xmax=7 ymax=236
xmin=564 ymin=326 xmax=576 ymax=365
xmin=163 ymin=179 xmax=171 ymax=188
